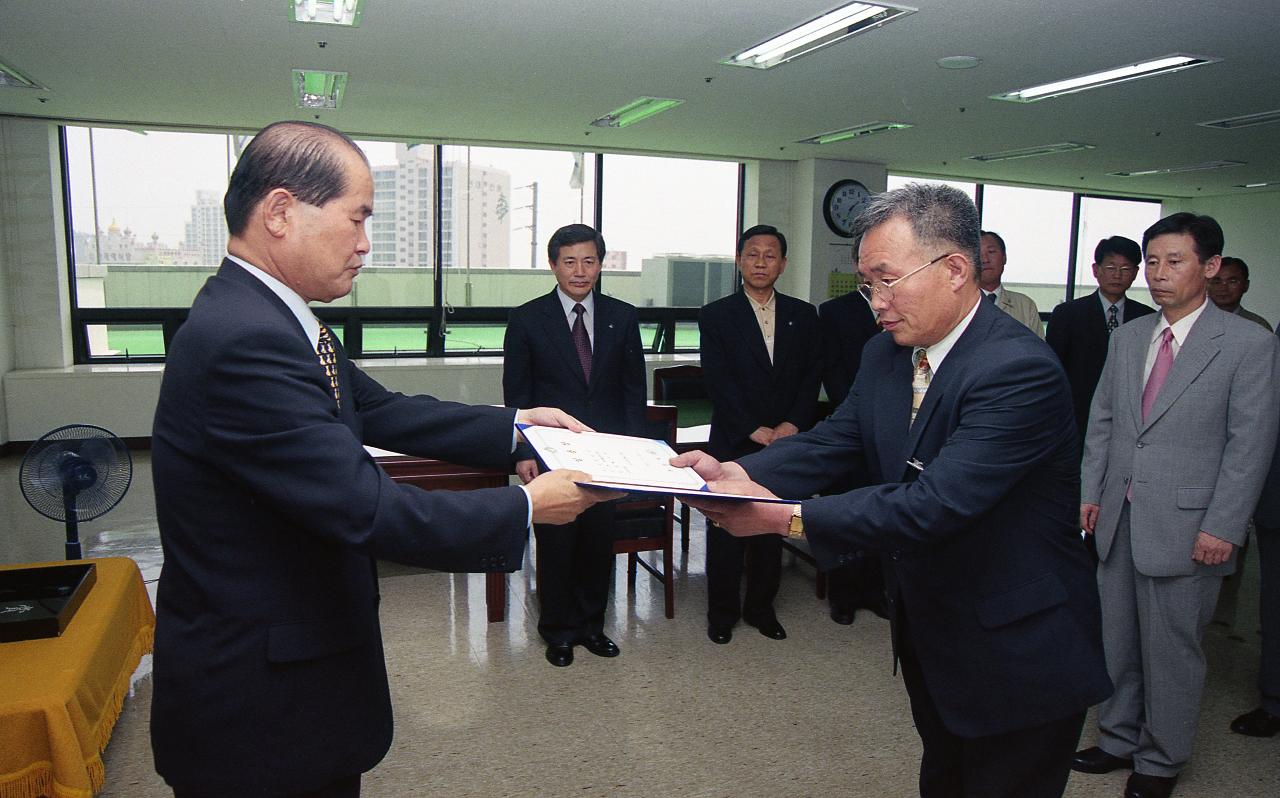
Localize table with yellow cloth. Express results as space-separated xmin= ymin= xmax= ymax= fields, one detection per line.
xmin=0 ymin=558 xmax=155 ymax=798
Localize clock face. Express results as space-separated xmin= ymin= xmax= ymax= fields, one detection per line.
xmin=823 ymin=179 xmax=872 ymax=239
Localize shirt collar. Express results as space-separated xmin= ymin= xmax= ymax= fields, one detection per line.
xmin=1097 ymin=291 xmax=1122 ymax=313
xmin=227 ymin=254 xmax=321 ymax=347
xmin=1154 ymin=295 xmax=1209 ymax=347
xmin=982 ymin=286 xmax=1001 ymax=303
xmin=921 ymin=295 xmax=982 ymax=374
xmin=556 ymin=287 xmax=595 ymax=319
xmin=745 ymin=289 xmax=777 ymax=312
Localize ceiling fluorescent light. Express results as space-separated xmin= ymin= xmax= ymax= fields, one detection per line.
xmin=1234 ymin=182 xmax=1278 ymax=189
xmin=0 ymin=58 xmax=46 ymax=90
xmin=991 ymin=54 xmax=1217 ymax=102
xmin=589 ymin=97 xmax=684 ymax=128
xmin=290 ymin=0 xmax=363 ymax=27
xmin=1109 ymin=160 xmax=1245 ymax=177
xmin=798 ymin=121 xmax=913 ymax=145
xmin=294 ymin=69 xmax=348 ymax=109
xmin=725 ymin=2 xmax=917 ymax=70
xmin=967 ymin=142 xmax=1094 ymax=162
xmin=1198 ymin=109 xmax=1280 ymax=130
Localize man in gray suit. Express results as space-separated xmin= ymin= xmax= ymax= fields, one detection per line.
xmin=1073 ymin=212 xmax=1280 ymax=798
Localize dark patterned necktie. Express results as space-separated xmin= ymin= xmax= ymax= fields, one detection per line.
xmin=986 ymin=292 xmax=997 ymax=303
xmin=1107 ymin=303 xmax=1119 ymax=334
xmin=572 ymin=304 xmax=592 ymax=382
xmin=316 ymin=326 xmax=341 ymax=407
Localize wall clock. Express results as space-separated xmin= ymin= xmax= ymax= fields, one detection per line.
xmin=822 ymin=179 xmax=872 ymax=238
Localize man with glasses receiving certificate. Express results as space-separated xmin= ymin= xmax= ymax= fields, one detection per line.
xmin=676 ymin=183 xmax=1110 ymax=798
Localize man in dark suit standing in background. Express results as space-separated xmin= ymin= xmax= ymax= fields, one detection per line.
xmin=1230 ymin=342 xmax=1280 ymax=737
xmin=818 ymin=250 xmax=885 ymax=624
xmin=699 ymin=224 xmax=822 ymax=644
xmin=504 ymin=223 xmax=647 ymax=667
xmin=1046 ymin=236 xmax=1156 ymax=441
xmin=150 ymin=121 xmax=602 ymax=797
xmin=679 ymin=183 xmax=1110 ymax=798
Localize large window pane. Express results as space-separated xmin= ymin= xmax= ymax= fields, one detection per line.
xmin=601 ymin=154 xmax=738 ymax=308
xmin=351 ymin=141 xmax=435 ymax=308
xmin=979 ymin=185 xmax=1074 ymax=312
xmin=66 ymin=127 xmax=237 ymax=310
xmin=440 ymin=145 xmax=597 ymax=309
xmin=1072 ymin=196 xmax=1163 ymax=298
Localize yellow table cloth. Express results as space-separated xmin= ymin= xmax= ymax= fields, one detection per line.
xmin=0 ymin=558 xmax=155 ymax=798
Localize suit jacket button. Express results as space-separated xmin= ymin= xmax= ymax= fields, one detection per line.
xmin=1136 ymin=442 xmax=1144 ymax=448
xmin=890 ymin=550 xmax=902 ymax=561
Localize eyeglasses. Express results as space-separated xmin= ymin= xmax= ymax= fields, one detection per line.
xmin=857 ymin=252 xmax=954 ymax=304
xmin=1097 ymin=264 xmax=1137 ymax=276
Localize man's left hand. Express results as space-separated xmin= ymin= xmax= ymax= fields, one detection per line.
xmin=771 ymin=421 xmax=799 ymax=441
xmin=684 ymin=479 xmax=793 ymax=537
xmin=515 ymin=407 xmax=594 ymax=434
xmin=1192 ymin=530 xmax=1234 ymax=566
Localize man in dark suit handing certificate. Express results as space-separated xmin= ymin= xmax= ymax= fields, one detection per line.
xmin=504 ymin=224 xmax=647 ymax=667
xmin=150 ymin=121 xmax=604 ymax=798
xmin=677 ymin=184 xmax=1111 ymax=798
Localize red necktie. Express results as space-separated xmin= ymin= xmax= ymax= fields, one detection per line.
xmin=572 ymin=304 xmax=592 ymax=382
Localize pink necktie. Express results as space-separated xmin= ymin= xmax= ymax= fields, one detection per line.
xmin=1141 ymin=327 xmax=1175 ymax=423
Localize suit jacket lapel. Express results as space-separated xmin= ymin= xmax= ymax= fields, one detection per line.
xmin=588 ymin=295 xmax=617 ymax=393
xmin=1140 ymin=306 xmax=1223 ymax=431
xmin=733 ymin=292 xmax=773 ymax=371
xmin=875 ymin=346 xmax=914 ymax=479
xmin=1087 ymin=292 xmax=1108 ymax=340
xmin=541 ymin=290 xmax=588 ymax=388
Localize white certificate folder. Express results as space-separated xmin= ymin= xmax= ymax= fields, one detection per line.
xmin=517 ymin=424 xmax=798 ymax=504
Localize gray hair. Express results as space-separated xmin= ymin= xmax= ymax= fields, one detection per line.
xmin=852 ymin=182 xmax=981 ymax=279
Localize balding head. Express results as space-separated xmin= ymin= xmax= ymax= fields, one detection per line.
xmin=224 ymin=121 xmax=368 ymax=236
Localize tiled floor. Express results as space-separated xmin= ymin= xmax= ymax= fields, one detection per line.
xmin=2 ymin=452 xmax=1276 ymax=796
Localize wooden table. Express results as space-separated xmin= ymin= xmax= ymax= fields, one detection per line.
xmin=369 ymin=449 xmax=514 ymax=622
xmin=0 ymin=557 xmax=155 ymax=798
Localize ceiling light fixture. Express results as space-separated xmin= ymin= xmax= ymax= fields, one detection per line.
xmin=1109 ymin=160 xmax=1245 ymax=177
xmin=967 ymin=142 xmax=1095 ymax=162
xmin=937 ymin=55 xmax=981 ymax=70
xmin=1234 ymin=182 xmax=1278 ymax=189
xmin=290 ymin=0 xmax=363 ymax=27
xmin=724 ymin=2 xmax=916 ymax=70
xmin=798 ymin=121 xmax=913 ymax=145
xmin=293 ymin=69 xmax=348 ymax=109
xmin=991 ymin=54 xmax=1218 ymax=103
xmin=0 ymin=58 xmax=46 ymax=90
xmin=1198 ymin=109 xmax=1280 ymax=130
xmin=589 ymin=97 xmax=684 ymax=128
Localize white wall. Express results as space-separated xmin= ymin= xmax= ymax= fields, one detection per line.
xmin=1164 ymin=191 xmax=1280 ymax=327
xmin=0 ymin=118 xmax=76 ymax=444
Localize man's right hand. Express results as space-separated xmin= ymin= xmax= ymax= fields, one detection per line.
xmin=749 ymin=426 xmax=776 ymax=447
xmin=670 ymin=450 xmax=749 ymax=483
xmin=1080 ymin=503 xmax=1100 ymax=535
xmin=526 ymin=469 xmax=610 ymax=525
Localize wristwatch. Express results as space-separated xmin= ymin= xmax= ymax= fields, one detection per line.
xmin=787 ymin=504 xmax=805 ymax=539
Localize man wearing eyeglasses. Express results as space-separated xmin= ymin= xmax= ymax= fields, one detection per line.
xmin=677 ymin=183 xmax=1109 ymax=798
xmin=1208 ymin=256 xmax=1273 ymax=331
xmin=1046 ymin=236 xmax=1156 ymax=441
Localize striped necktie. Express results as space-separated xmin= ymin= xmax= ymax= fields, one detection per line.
xmin=316 ymin=326 xmax=341 ymax=407
xmin=911 ymin=348 xmax=931 ymax=427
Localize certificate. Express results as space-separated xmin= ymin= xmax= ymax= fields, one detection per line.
xmin=517 ymin=425 xmax=797 ymax=504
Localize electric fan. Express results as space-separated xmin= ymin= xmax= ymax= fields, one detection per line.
xmin=18 ymin=424 xmax=133 ymax=560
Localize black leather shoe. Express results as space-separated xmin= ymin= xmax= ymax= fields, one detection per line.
xmin=745 ymin=616 xmax=787 ymax=640
xmin=545 ymin=643 xmax=574 ymax=667
xmin=1071 ymin=746 xmax=1133 ymax=774
xmin=1230 ymin=706 xmax=1280 ymax=737
xmin=1124 ymin=772 xmax=1177 ymax=798
xmin=578 ymin=633 xmax=620 ymax=658
xmin=707 ymin=624 xmax=732 ymax=644
xmin=830 ymin=607 xmax=855 ymax=625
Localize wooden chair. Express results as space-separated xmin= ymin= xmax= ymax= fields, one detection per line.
xmin=610 ymin=403 xmax=678 ymax=618
xmin=652 ymin=365 xmax=708 ymax=552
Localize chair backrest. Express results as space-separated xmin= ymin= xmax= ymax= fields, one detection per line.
xmin=644 ymin=403 xmax=678 ymax=445
xmin=652 ymin=365 xmax=705 ymax=402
